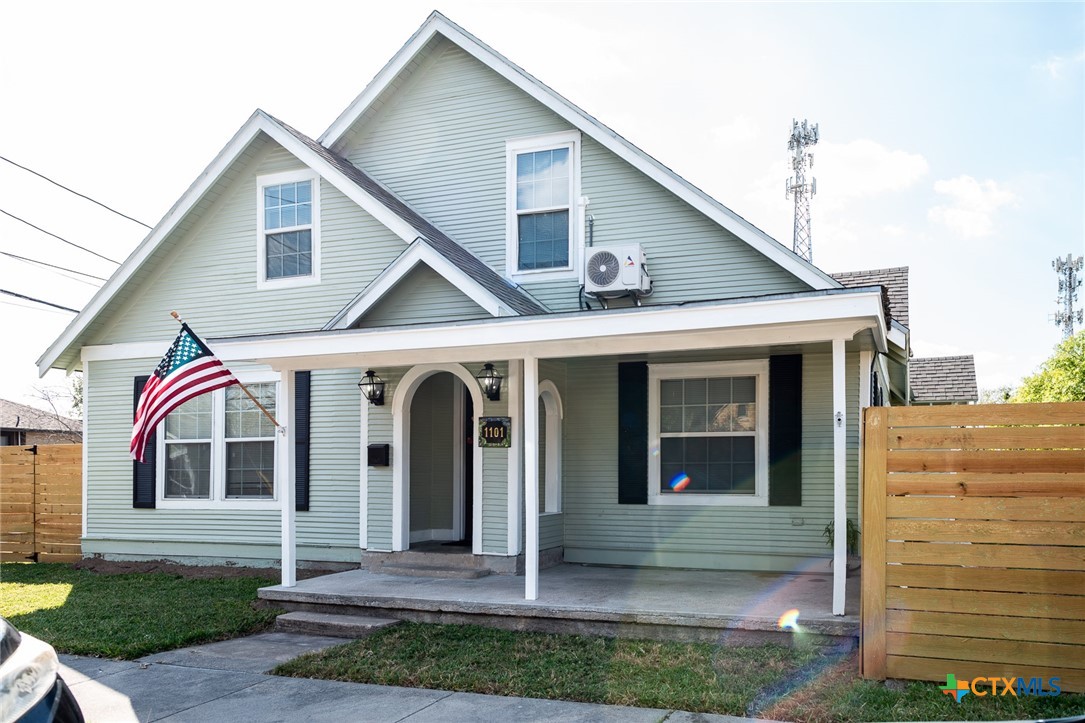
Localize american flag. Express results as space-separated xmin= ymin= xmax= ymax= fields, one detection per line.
xmin=130 ymin=323 xmax=238 ymax=462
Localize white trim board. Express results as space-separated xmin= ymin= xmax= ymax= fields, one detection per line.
xmin=320 ymin=11 xmax=840 ymax=292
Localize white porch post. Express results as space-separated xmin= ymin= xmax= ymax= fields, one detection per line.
xmin=858 ymin=350 xmax=873 ymax=530
xmin=507 ymin=360 xmax=523 ymax=556
xmin=278 ymin=369 xmax=297 ymax=587
xmin=832 ymin=340 xmax=847 ymax=615
xmin=523 ymin=356 xmax=539 ymax=601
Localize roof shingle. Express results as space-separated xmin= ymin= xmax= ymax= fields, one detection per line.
xmin=831 ymin=267 xmax=909 ymax=327
xmin=910 ymin=355 xmax=978 ymax=403
xmin=0 ymin=399 xmax=80 ymax=433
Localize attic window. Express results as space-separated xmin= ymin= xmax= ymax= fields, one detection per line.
xmin=257 ymin=170 xmax=320 ymax=288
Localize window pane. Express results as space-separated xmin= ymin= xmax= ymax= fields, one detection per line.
xmin=264 ymin=181 xmax=311 ymax=232
xmin=707 ymin=378 xmax=731 ymax=404
xmin=683 ymin=406 xmax=706 ymax=433
xmin=732 ymin=376 xmax=756 ymax=403
xmin=164 ymin=442 xmax=211 ymax=498
xmin=660 ymin=406 xmax=683 ymax=433
xmin=280 ymin=204 xmax=296 ymax=228
xmin=708 ymin=436 xmax=733 ymax=463
xmin=164 ymin=394 xmax=212 ymax=440
xmin=734 ymin=403 xmax=756 ymax=431
xmin=226 ymin=383 xmax=277 ymax=438
xmin=518 ymin=211 xmax=568 ymax=270
xmin=684 ymin=379 xmax=706 ymax=404
xmin=733 ymin=463 xmax=756 ymax=492
xmin=733 ymin=436 xmax=755 ymax=462
xmin=225 ymin=441 xmax=275 ymax=498
xmin=298 ymin=253 xmax=312 ymax=276
xmin=296 ymin=181 xmax=311 ymax=203
xmin=266 ymin=230 xmax=313 ymax=279
xmin=660 ymin=380 xmax=683 ymax=405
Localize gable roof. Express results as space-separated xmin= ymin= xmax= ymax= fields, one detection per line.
xmin=909 ymin=355 xmax=978 ymax=403
xmin=321 ymin=11 xmax=840 ymax=293
xmin=832 ymin=267 xmax=909 ymax=327
xmin=38 ymin=111 xmax=543 ymax=375
xmin=0 ymin=399 xmax=80 ymax=433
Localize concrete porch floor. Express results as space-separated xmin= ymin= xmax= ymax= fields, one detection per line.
xmin=260 ymin=562 xmax=860 ymax=642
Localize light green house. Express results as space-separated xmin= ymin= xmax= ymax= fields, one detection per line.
xmin=39 ymin=12 xmax=910 ymax=616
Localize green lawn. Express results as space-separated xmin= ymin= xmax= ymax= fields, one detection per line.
xmin=276 ymin=623 xmax=1085 ymax=722
xmin=0 ymin=562 xmax=280 ymax=658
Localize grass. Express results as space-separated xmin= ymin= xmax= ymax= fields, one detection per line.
xmin=276 ymin=623 xmax=1085 ymax=722
xmin=0 ymin=562 xmax=281 ymax=658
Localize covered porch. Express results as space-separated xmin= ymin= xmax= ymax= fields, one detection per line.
xmin=259 ymin=562 xmax=860 ymax=641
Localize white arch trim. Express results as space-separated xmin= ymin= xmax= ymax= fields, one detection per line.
xmin=392 ymin=363 xmax=484 ymax=553
xmin=538 ymin=380 xmax=563 ymax=514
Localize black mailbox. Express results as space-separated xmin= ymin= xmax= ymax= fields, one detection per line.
xmin=367 ymin=443 xmax=391 ymax=467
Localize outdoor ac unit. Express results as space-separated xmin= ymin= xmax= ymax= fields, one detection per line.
xmin=583 ymin=243 xmax=651 ymax=298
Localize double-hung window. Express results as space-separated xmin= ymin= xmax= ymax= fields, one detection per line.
xmin=257 ymin=170 xmax=320 ymax=288
xmin=648 ymin=361 xmax=769 ymax=506
xmin=159 ymin=377 xmax=280 ymax=508
xmin=506 ymin=131 xmax=581 ymax=281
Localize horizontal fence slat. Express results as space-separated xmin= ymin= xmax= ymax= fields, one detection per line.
xmin=888 ymin=450 xmax=1084 ymax=474
xmin=886 ymin=655 xmax=1085 ymax=693
xmin=886 ymin=518 xmax=1085 ymax=545
xmin=887 ymin=402 xmax=1085 ymax=427
xmin=886 ymin=609 xmax=1085 ymax=645
xmin=886 ymin=564 xmax=1085 ymax=595
xmin=887 ymin=587 xmax=1085 ymax=619
xmin=886 ymin=541 xmax=1085 ymax=571
xmin=886 ymin=473 xmax=1085 ymax=497
xmin=889 ymin=426 xmax=1085 ymax=451
xmin=887 ymin=632 xmax=1085 ymax=671
xmin=887 ymin=496 xmax=1085 ymax=522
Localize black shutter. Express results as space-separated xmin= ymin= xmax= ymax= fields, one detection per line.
xmin=294 ymin=371 xmax=311 ymax=512
xmin=617 ymin=361 xmax=648 ymax=504
xmin=132 ymin=375 xmax=156 ymax=509
xmin=769 ymin=355 xmax=803 ymax=506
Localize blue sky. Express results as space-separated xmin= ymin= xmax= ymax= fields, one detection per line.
xmin=1 ymin=1 xmax=1082 ymax=410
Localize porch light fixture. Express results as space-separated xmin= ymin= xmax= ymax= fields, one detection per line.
xmin=358 ymin=370 xmax=385 ymax=406
xmin=475 ymin=363 xmax=503 ymax=402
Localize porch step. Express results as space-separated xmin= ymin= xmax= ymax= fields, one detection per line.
xmin=274 ymin=611 xmax=401 ymax=638
xmin=379 ymin=562 xmax=491 ymax=579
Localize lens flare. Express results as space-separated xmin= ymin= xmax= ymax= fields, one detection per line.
xmin=669 ymin=473 xmax=691 ymax=491
xmin=778 ymin=608 xmax=800 ymax=631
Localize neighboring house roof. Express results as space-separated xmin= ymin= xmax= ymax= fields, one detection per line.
xmin=910 ymin=356 xmax=978 ymax=404
xmin=0 ymin=399 xmax=80 ymax=433
xmin=832 ymin=267 xmax=909 ymax=327
xmin=321 ymin=11 xmax=841 ymax=293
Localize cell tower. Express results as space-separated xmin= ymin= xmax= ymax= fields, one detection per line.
xmin=785 ymin=119 xmax=819 ymax=262
xmin=1053 ymin=254 xmax=1083 ymax=339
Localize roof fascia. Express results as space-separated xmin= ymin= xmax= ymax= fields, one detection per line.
xmin=38 ymin=111 xmax=428 ymax=376
xmin=325 ymin=240 xmax=512 ymax=330
xmin=321 ymin=12 xmax=839 ymax=292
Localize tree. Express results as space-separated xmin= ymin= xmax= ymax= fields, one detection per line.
xmin=1011 ymin=331 xmax=1085 ymax=403
xmin=979 ymin=385 xmax=1014 ymax=404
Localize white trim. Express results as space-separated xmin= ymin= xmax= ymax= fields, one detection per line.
xmin=832 ymin=339 xmax=847 ymax=615
xmin=81 ymin=364 xmax=89 ymax=539
xmin=648 ymin=360 xmax=769 ymax=506
xmin=858 ymin=349 xmax=872 ymax=531
xmin=154 ymin=371 xmax=282 ymax=510
xmin=538 ymin=379 xmax=563 ymax=514
xmin=506 ymin=360 xmax=523 ymax=556
xmin=256 ymin=169 xmax=321 ymax=290
xmin=391 ymin=364 xmax=483 ymax=553
xmin=359 ymin=388 xmax=369 ymax=550
xmin=505 ymin=131 xmax=582 ymax=283
xmin=523 ymin=355 xmax=539 ymax=600
xmin=279 ymin=369 xmax=297 ymax=587
xmin=327 ymin=240 xmax=510 ymax=330
xmin=452 ymin=382 xmax=464 ymax=541
xmin=319 ymin=12 xmax=838 ymax=292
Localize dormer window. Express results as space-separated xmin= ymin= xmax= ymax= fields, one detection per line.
xmin=257 ymin=170 xmax=320 ymax=288
xmin=506 ymin=131 xmax=581 ymax=282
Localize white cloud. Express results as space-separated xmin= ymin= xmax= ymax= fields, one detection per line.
xmin=928 ymin=175 xmax=1017 ymax=239
xmin=1033 ymin=50 xmax=1085 ymax=79
xmin=711 ymin=115 xmax=760 ymax=147
xmin=881 ymin=224 xmax=906 ymax=237
xmin=814 ymin=140 xmax=929 ymax=208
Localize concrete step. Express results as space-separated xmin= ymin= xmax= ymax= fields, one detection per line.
xmin=379 ymin=563 xmax=491 ymax=579
xmin=274 ymin=611 xmax=401 ymax=638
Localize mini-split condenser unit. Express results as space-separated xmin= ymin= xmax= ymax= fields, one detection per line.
xmin=583 ymin=243 xmax=652 ymax=298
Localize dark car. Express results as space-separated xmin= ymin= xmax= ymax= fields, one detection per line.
xmin=0 ymin=617 xmax=83 ymax=723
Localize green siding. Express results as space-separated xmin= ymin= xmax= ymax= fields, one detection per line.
xmin=560 ymin=351 xmax=859 ymax=572
xmin=356 ymin=265 xmax=490 ymax=328
xmin=343 ymin=40 xmax=810 ymax=314
xmin=88 ymin=141 xmax=407 ymax=346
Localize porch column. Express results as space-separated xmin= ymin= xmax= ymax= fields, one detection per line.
xmin=278 ymin=369 xmax=297 ymax=587
xmin=858 ymin=350 xmax=873 ymax=530
xmin=832 ymin=340 xmax=846 ymax=615
xmin=523 ymin=356 xmax=539 ymax=601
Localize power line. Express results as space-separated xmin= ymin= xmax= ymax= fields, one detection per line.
xmin=0 ymin=153 xmax=152 ymax=229
xmin=0 ymin=250 xmax=107 ymax=281
xmin=0 ymin=208 xmax=121 ymax=265
xmin=0 ymin=288 xmax=79 ymax=313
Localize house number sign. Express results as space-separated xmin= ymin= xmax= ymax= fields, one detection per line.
xmin=478 ymin=417 xmax=511 ymax=448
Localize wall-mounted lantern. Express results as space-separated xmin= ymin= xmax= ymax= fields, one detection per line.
xmin=475 ymin=363 xmax=503 ymax=402
xmin=358 ymin=370 xmax=385 ymax=406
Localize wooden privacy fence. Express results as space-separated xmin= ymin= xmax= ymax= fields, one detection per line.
xmin=861 ymin=403 xmax=1085 ymax=693
xmin=0 ymin=444 xmax=82 ymax=563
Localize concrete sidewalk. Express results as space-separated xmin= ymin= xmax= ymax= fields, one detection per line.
xmin=60 ymin=631 xmax=781 ymax=722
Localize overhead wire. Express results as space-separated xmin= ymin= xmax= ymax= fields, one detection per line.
xmin=0 ymin=250 xmax=107 ymax=282
xmin=0 ymin=288 xmax=79 ymax=313
xmin=0 ymin=153 xmax=152 ymax=229
xmin=0 ymin=208 xmax=121 ymax=264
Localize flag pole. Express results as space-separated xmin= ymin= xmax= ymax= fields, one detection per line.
xmin=170 ymin=311 xmax=281 ymax=428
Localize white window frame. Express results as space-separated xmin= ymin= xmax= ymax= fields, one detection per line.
xmin=256 ymin=169 xmax=321 ymax=289
xmin=505 ymin=131 xmax=582 ymax=283
xmin=156 ymin=371 xmax=282 ymax=510
xmin=648 ymin=360 xmax=770 ymax=507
